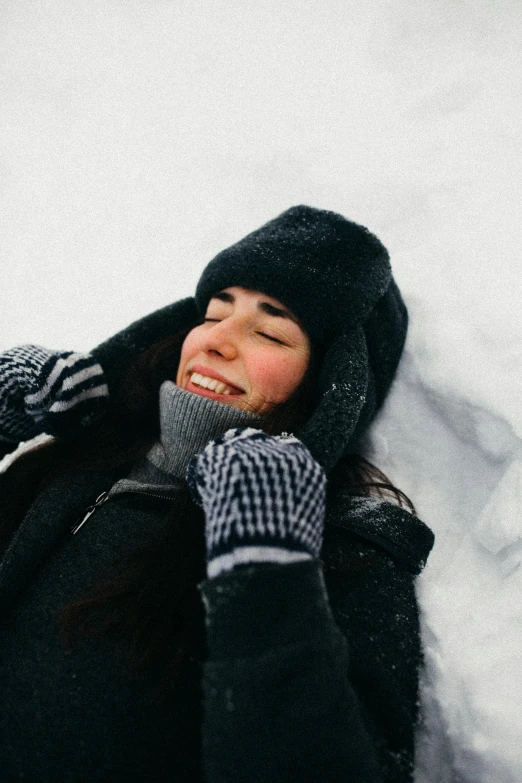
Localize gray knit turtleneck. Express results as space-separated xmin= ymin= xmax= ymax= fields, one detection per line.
xmin=108 ymin=381 xmax=263 ymax=498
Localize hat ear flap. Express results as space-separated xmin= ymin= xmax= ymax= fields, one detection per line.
xmin=344 ymin=363 xmax=377 ymax=455
xmin=297 ymin=326 xmax=369 ymax=473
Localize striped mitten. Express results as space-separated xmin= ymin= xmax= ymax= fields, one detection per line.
xmin=186 ymin=427 xmax=326 ymax=579
xmin=0 ymin=345 xmax=109 ymax=444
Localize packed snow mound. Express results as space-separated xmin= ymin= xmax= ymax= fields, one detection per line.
xmin=365 ymin=308 xmax=522 ymax=783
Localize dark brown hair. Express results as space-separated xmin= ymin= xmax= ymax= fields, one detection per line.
xmin=0 ymin=330 xmax=415 ymax=691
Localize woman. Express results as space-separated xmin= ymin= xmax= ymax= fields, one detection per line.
xmin=0 ymin=205 xmax=434 ymax=782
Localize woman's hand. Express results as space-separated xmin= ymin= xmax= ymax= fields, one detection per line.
xmin=186 ymin=427 xmax=326 ymax=579
xmin=0 ymin=345 xmax=109 ymax=443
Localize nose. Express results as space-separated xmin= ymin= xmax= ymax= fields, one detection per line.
xmin=201 ymin=319 xmax=239 ymax=360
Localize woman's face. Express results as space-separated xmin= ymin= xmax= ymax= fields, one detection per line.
xmin=176 ymin=286 xmax=311 ymax=415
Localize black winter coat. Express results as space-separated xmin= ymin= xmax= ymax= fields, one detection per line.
xmin=0 ymin=463 xmax=434 ymax=782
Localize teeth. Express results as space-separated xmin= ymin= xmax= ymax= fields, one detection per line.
xmin=190 ymin=372 xmax=236 ymax=395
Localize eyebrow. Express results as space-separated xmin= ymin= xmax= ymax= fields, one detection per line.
xmin=211 ymin=291 xmax=300 ymax=324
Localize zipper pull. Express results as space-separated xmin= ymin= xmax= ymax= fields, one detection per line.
xmin=71 ymin=491 xmax=110 ymax=535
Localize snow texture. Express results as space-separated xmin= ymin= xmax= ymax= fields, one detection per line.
xmin=1 ymin=1 xmax=522 ymax=780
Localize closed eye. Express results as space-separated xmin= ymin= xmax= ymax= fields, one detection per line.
xmin=204 ymin=318 xmax=285 ymax=345
xmin=257 ymin=332 xmax=285 ymax=345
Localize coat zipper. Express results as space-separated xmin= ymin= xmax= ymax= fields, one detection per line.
xmin=70 ymin=489 xmax=178 ymax=535
xmin=71 ymin=492 xmax=110 ymax=535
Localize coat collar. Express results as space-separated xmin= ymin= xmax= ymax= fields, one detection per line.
xmin=325 ymin=492 xmax=434 ymax=575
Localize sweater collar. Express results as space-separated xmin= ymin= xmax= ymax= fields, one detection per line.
xmin=111 ymin=381 xmax=263 ymax=495
xmin=148 ymin=381 xmax=263 ymax=479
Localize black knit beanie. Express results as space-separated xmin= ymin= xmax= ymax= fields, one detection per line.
xmin=195 ymin=206 xmax=408 ymax=471
xmin=92 ymin=205 xmax=407 ymax=474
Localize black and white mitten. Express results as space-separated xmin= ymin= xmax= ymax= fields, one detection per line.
xmin=0 ymin=345 xmax=109 ymax=444
xmin=186 ymin=427 xmax=326 ymax=579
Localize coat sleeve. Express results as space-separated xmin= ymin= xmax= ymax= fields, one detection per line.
xmin=198 ymin=489 xmax=434 ymax=783
xmin=321 ymin=529 xmax=424 ymax=781
xmin=199 ymin=558 xmax=388 ymax=783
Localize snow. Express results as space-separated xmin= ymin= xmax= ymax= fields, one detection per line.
xmin=1 ymin=1 xmax=522 ymax=779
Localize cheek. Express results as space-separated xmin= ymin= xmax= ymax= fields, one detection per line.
xmin=249 ymin=352 xmax=308 ymax=403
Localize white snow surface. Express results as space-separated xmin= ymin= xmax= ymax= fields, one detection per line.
xmin=1 ymin=2 xmax=521 ymax=780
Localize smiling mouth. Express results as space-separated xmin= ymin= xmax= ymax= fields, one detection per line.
xmin=188 ymin=371 xmax=244 ymax=396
